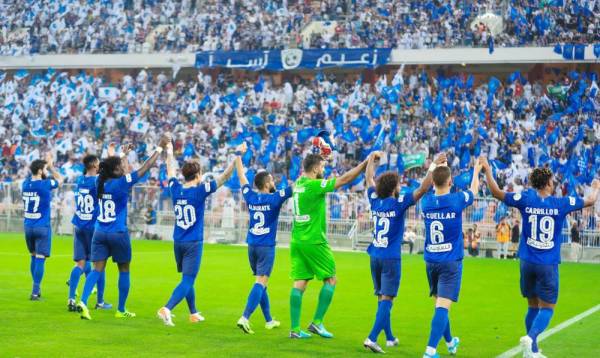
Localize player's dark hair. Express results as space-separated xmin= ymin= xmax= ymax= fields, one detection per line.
xmin=82 ymin=155 xmax=99 ymax=175
xmin=432 ymin=166 xmax=451 ymax=187
xmin=182 ymin=161 xmax=201 ymax=182
xmin=529 ymin=167 xmax=553 ymax=190
xmin=303 ymin=154 xmax=324 ymax=173
xmin=254 ymin=171 xmax=271 ymax=190
xmin=97 ymin=156 xmax=122 ymax=198
xmin=30 ymin=160 xmax=47 ymax=176
xmin=375 ymin=171 xmax=399 ymax=199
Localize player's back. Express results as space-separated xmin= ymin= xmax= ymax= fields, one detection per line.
xmin=504 ymin=189 xmax=583 ymax=264
xmin=95 ymin=172 xmax=139 ymax=233
xmin=22 ymin=177 xmax=58 ymax=227
xmin=367 ymin=187 xmax=415 ymax=259
xmin=169 ymin=179 xmax=217 ymax=242
xmin=72 ymin=175 xmax=98 ymax=229
xmin=243 ymin=185 xmax=292 ymax=246
xmin=421 ymin=191 xmax=474 ymax=263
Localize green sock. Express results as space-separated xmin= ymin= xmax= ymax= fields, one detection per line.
xmin=313 ymin=283 xmax=336 ymax=325
xmin=290 ymin=288 xmax=303 ymax=332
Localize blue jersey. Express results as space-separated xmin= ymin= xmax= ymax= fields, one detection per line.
xmin=71 ymin=175 xmax=98 ymax=230
xmin=366 ymin=187 xmax=415 ymax=259
xmin=242 ymin=184 xmax=292 ymax=246
xmin=22 ymin=178 xmax=59 ymax=227
xmin=421 ymin=190 xmax=474 ymax=263
xmin=504 ymin=190 xmax=584 ymax=265
xmin=169 ymin=178 xmax=217 ymax=242
xmin=95 ymin=171 xmax=140 ymax=233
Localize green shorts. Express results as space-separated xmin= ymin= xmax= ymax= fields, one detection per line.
xmin=290 ymin=242 xmax=336 ymax=281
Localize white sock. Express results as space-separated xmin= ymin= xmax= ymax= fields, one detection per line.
xmin=426 ymin=346 xmax=436 ymax=355
xmin=446 ymin=339 xmax=454 ymax=347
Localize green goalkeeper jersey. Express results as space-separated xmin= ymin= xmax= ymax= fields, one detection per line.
xmin=291 ymin=176 xmax=337 ymax=244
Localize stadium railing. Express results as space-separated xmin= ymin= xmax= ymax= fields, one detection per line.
xmin=1 ymin=182 xmax=598 ymax=263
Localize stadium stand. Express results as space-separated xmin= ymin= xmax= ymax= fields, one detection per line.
xmin=0 ymin=1 xmax=598 ymax=55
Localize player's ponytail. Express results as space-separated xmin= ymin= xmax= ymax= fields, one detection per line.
xmin=97 ymin=156 xmax=122 ymax=198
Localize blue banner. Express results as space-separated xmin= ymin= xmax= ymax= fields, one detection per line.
xmin=195 ymin=48 xmax=392 ymax=71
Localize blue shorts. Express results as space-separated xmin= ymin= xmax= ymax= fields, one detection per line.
xmin=174 ymin=241 xmax=203 ymax=276
xmin=370 ymin=257 xmax=401 ymax=297
xmin=25 ymin=226 xmax=52 ymax=257
xmin=248 ymin=245 xmax=275 ymax=277
xmin=91 ymin=231 xmax=132 ymax=263
xmin=73 ymin=227 xmax=94 ymax=261
xmin=520 ymin=260 xmax=559 ymax=304
xmin=426 ymin=260 xmax=463 ymax=302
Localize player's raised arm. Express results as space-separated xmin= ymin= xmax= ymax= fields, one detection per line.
xmin=469 ymin=157 xmax=482 ymax=195
xmin=234 ymin=143 xmax=249 ymax=187
xmin=583 ymin=179 xmax=600 ymax=208
xmin=334 ymin=153 xmax=371 ymax=190
xmin=216 ymin=156 xmax=237 ymax=188
xmin=165 ymin=142 xmax=176 ymax=179
xmin=45 ymin=152 xmax=63 ymax=185
xmin=119 ymin=143 xmax=135 ymax=174
xmin=480 ymin=157 xmax=505 ymax=201
xmin=365 ymin=151 xmax=382 ymax=188
xmin=137 ymin=134 xmax=170 ymax=177
xmin=413 ymin=152 xmax=447 ymax=202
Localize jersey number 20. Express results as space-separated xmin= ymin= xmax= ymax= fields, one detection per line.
xmin=175 ymin=204 xmax=196 ymax=230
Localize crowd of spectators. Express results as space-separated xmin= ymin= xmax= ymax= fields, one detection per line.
xmin=0 ymin=65 xmax=598 ymax=200
xmin=1 ymin=0 xmax=599 ymax=55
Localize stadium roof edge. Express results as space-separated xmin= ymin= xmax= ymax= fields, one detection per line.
xmin=0 ymin=47 xmax=596 ymax=69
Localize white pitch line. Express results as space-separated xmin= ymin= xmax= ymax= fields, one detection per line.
xmin=496 ymin=303 xmax=600 ymax=358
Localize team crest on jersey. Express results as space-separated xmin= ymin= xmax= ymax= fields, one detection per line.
xmin=125 ymin=174 xmax=132 ymax=183
xmin=569 ymin=196 xmax=576 ymax=206
xmin=243 ymin=187 xmax=250 ymax=194
xmin=514 ymin=193 xmax=521 ymax=201
xmin=279 ymin=189 xmax=285 ymax=197
xmin=398 ymin=195 xmax=404 ymax=203
xmin=320 ymin=180 xmax=328 ymax=188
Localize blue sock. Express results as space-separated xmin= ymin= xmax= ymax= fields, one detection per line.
xmin=118 ymin=271 xmax=131 ymax=312
xmin=443 ymin=320 xmax=453 ymax=343
xmin=32 ymin=257 xmax=46 ymax=295
xmin=525 ymin=307 xmax=539 ymax=333
xmin=68 ymin=266 xmax=84 ymax=299
xmin=83 ymin=261 xmax=92 ymax=276
xmin=243 ymin=283 xmax=265 ymax=319
xmin=528 ymin=308 xmax=553 ymax=353
xmin=186 ymin=286 xmax=197 ymax=314
xmin=165 ymin=274 xmax=195 ymax=311
xmin=383 ymin=300 xmax=395 ymax=341
xmin=81 ymin=270 xmax=101 ymax=305
xmin=260 ymin=287 xmax=272 ymax=322
xmin=368 ymin=300 xmax=392 ymax=342
xmin=96 ymin=271 xmax=106 ymax=303
xmin=29 ymin=256 xmax=35 ymax=279
xmin=427 ymin=307 xmax=449 ymax=350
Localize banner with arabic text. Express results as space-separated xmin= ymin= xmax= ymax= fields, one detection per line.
xmin=195 ymin=48 xmax=392 ymax=71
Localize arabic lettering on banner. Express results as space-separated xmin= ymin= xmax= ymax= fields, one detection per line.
xmin=195 ymin=48 xmax=392 ymax=71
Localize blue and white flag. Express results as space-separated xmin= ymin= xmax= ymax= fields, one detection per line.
xmin=14 ymin=69 xmax=29 ymax=81
xmin=56 ymin=138 xmax=72 ymax=154
xmin=129 ymin=117 xmax=150 ymax=134
xmin=25 ymin=149 xmax=40 ymax=163
xmin=98 ymin=87 xmax=120 ymax=102
xmin=74 ymin=137 xmax=89 ymax=153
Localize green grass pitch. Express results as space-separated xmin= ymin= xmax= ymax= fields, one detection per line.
xmin=0 ymin=233 xmax=599 ymax=357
